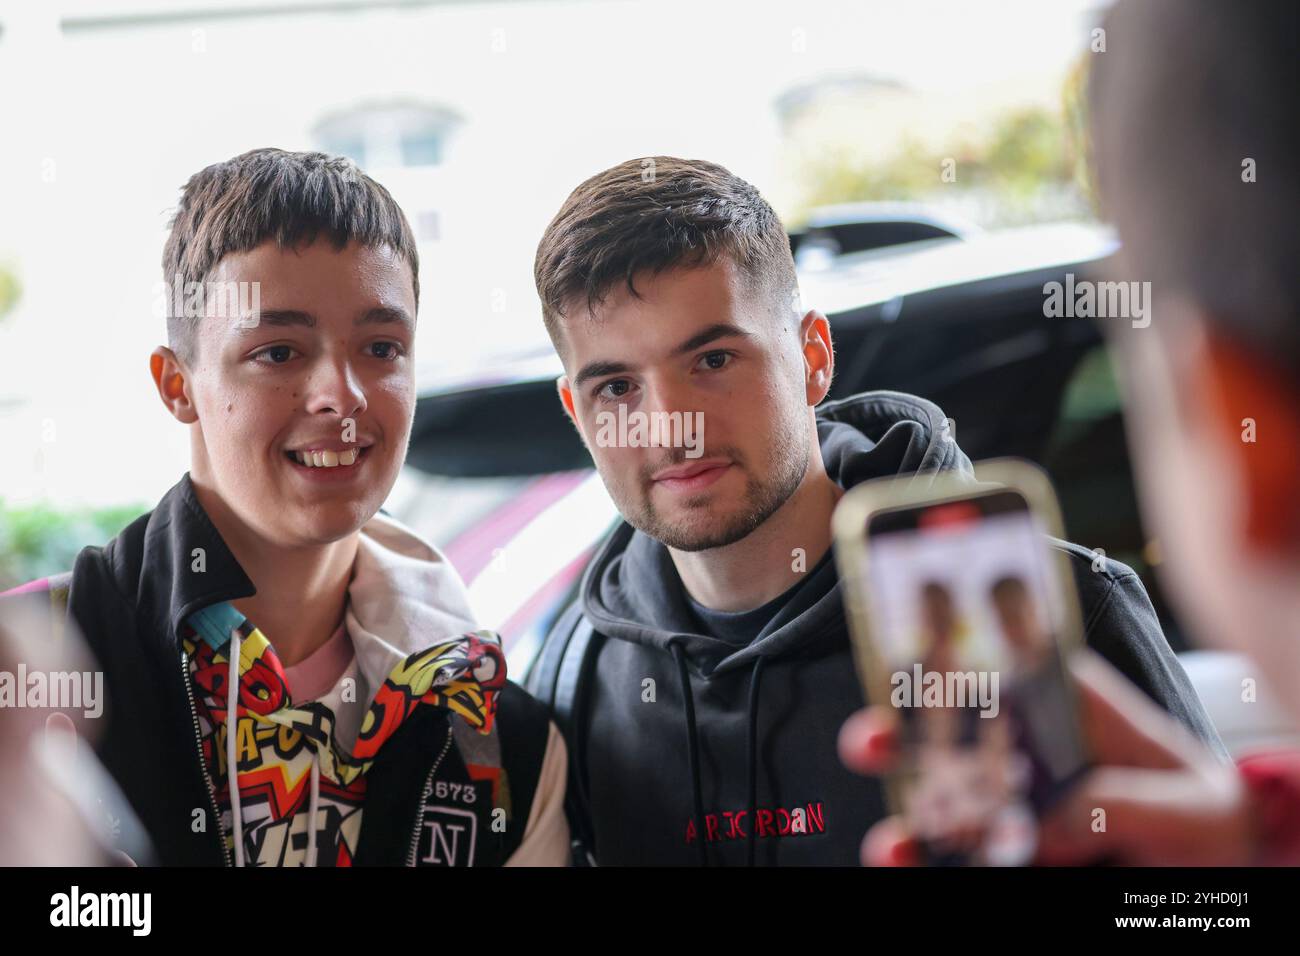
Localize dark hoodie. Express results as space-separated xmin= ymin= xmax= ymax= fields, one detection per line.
xmin=558 ymin=390 xmax=1226 ymax=866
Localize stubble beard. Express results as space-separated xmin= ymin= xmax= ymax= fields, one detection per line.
xmin=619 ymin=414 xmax=811 ymax=553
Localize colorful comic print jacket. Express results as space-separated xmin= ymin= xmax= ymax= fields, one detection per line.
xmin=1 ymin=473 xmax=569 ymax=866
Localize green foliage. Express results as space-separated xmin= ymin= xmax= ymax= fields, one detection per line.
xmin=795 ymin=133 xmax=940 ymax=213
xmin=0 ymin=500 xmax=145 ymax=590
xmin=788 ymin=98 xmax=1091 ymax=227
xmin=1062 ymin=50 xmax=1101 ymax=217
xmin=0 ymin=263 xmax=20 ymax=323
xmin=978 ymin=109 xmax=1073 ymax=196
xmin=785 ymin=51 xmax=1102 ymax=231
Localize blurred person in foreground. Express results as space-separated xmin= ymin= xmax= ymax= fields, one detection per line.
xmin=840 ymin=0 xmax=1300 ymax=865
xmin=0 ymin=595 xmax=144 ymax=865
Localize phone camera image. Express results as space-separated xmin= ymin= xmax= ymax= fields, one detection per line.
xmin=861 ymin=489 xmax=1089 ymax=866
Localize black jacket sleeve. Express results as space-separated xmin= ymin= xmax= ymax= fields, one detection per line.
xmin=1058 ymin=541 xmax=1229 ymax=760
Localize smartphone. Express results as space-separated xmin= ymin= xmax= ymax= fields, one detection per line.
xmin=832 ymin=459 xmax=1090 ymax=866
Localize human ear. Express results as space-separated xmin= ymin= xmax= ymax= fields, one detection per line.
xmin=150 ymin=347 xmax=199 ymax=424
xmin=800 ymin=310 xmax=835 ymax=405
xmin=556 ymin=374 xmax=593 ymax=450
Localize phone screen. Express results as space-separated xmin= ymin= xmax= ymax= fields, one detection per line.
xmin=862 ymin=488 xmax=1089 ymax=865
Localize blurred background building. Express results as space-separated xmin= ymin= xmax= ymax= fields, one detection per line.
xmin=0 ymin=0 xmax=1103 ymax=513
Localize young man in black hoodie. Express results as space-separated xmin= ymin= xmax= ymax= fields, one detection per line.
xmin=525 ymin=155 xmax=1223 ymax=866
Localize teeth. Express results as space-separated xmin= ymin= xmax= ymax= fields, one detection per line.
xmin=292 ymin=448 xmax=363 ymax=468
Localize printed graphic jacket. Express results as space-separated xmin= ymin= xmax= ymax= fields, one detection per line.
xmin=535 ymin=390 xmax=1228 ymax=865
xmin=2 ymin=473 xmax=568 ymax=866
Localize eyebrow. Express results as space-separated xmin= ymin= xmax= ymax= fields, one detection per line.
xmin=249 ymin=309 xmax=314 ymax=329
xmin=572 ymin=323 xmax=753 ymax=389
xmin=356 ymin=306 xmax=414 ymax=331
xmin=237 ymin=307 xmax=414 ymax=333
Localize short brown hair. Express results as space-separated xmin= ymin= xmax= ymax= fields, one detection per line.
xmin=161 ymin=147 xmax=419 ymax=361
xmin=533 ymin=156 xmax=796 ymax=345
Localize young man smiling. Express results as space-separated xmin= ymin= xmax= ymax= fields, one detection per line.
xmin=525 ymin=156 xmax=1224 ymax=865
xmin=2 ymin=148 xmax=567 ymax=866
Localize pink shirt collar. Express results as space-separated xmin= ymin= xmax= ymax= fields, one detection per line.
xmin=282 ymin=622 xmax=354 ymax=703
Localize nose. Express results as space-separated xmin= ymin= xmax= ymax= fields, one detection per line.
xmin=639 ymin=375 xmax=697 ymax=448
xmin=304 ymin=352 xmax=367 ymax=422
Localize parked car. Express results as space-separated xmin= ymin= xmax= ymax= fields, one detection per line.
xmin=788 ymin=201 xmax=980 ymax=270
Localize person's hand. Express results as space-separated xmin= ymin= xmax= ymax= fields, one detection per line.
xmin=1033 ymin=650 xmax=1257 ymax=866
xmin=838 ymin=650 xmax=1260 ymax=866
xmin=837 ymin=705 xmax=921 ymax=865
xmin=44 ymin=713 xmax=137 ymax=866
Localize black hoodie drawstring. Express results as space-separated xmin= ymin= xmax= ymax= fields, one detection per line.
xmin=671 ymin=642 xmax=709 ymax=866
xmin=745 ymin=654 xmax=767 ymax=867
xmin=672 ymin=642 xmax=770 ymax=867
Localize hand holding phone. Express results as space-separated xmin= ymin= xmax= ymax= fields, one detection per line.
xmin=833 ymin=460 xmax=1090 ymax=866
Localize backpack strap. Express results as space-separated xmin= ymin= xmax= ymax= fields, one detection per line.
xmin=524 ymin=602 xmax=580 ymax=704
xmin=526 ymin=602 xmax=605 ymax=865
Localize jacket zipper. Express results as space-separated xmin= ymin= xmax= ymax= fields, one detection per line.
xmin=406 ymin=721 xmax=455 ymax=867
xmin=180 ymin=647 xmax=233 ymax=867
